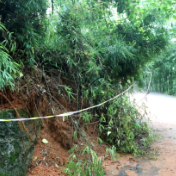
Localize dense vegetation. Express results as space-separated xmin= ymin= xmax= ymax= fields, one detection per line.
xmin=143 ymin=43 xmax=176 ymax=95
xmin=1 ymin=0 xmax=176 ymax=172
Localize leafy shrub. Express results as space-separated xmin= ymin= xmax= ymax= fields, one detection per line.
xmin=0 ymin=23 xmax=19 ymax=89
xmin=65 ymin=145 xmax=105 ymax=176
xmin=0 ymin=0 xmax=48 ymax=64
xmin=98 ymin=93 xmax=153 ymax=156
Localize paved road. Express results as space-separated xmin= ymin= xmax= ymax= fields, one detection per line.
xmin=105 ymin=92 xmax=176 ymax=176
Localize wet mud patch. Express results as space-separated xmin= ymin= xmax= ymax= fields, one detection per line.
xmin=117 ymin=164 xmax=160 ymax=176
xmin=104 ymin=154 xmax=162 ymax=176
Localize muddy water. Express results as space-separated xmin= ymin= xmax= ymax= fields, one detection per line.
xmin=104 ymin=92 xmax=176 ymax=176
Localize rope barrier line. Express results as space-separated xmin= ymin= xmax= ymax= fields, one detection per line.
xmin=0 ymin=85 xmax=133 ymax=122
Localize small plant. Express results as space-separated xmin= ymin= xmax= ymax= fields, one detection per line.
xmin=80 ymin=112 xmax=93 ymax=123
xmin=64 ymin=145 xmax=105 ymax=176
xmin=0 ymin=23 xmax=19 ymax=90
xmin=105 ymin=146 xmax=119 ymax=162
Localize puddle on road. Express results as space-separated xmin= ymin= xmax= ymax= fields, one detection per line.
xmin=104 ymin=92 xmax=176 ymax=176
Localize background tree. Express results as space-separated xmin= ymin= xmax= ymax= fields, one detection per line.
xmin=142 ymin=43 xmax=176 ymax=95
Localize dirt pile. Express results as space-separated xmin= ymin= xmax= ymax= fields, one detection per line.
xmin=0 ymin=67 xmax=115 ymax=176
xmin=26 ymin=120 xmax=69 ymax=176
xmin=0 ymin=67 xmax=77 ymax=175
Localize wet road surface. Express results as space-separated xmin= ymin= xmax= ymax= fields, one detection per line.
xmin=105 ymin=92 xmax=176 ymax=176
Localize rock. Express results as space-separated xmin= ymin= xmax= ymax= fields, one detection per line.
xmin=0 ymin=109 xmax=41 ymax=176
xmin=42 ymin=139 xmax=49 ymax=144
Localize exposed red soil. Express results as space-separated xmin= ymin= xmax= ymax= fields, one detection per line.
xmin=26 ymin=119 xmax=69 ymax=176
xmin=27 ymin=165 xmax=64 ymax=176
xmin=26 ymin=120 xmax=108 ymax=176
xmin=0 ymin=68 xmax=109 ymax=176
xmin=0 ymin=68 xmax=76 ymax=176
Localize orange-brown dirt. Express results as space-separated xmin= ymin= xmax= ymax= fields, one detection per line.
xmin=26 ymin=119 xmax=69 ymax=176
xmin=26 ymin=121 xmax=109 ymax=176
xmin=3 ymin=68 xmax=175 ymax=176
xmin=0 ymin=68 xmax=109 ymax=176
xmin=0 ymin=68 xmax=76 ymax=176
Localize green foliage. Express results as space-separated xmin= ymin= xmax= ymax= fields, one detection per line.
xmin=40 ymin=0 xmax=168 ymax=82
xmin=105 ymin=146 xmax=119 ymax=162
xmin=0 ymin=173 xmax=10 ymax=176
xmin=0 ymin=0 xmax=176 ymax=175
xmin=0 ymin=0 xmax=48 ymax=64
xmin=142 ymin=43 xmax=176 ymax=95
xmin=0 ymin=23 xmax=19 ymax=89
xmin=98 ymin=94 xmax=153 ymax=156
xmin=38 ymin=0 xmax=164 ymax=155
xmin=0 ymin=0 xmax=171 ymax=159
xmin=65 ymin=145 xmax=105 ymax=176
xmin=80 ymin=112 xmax=93 ymax=123
xmin=65 ymin=144 xmax=120 ymax=176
